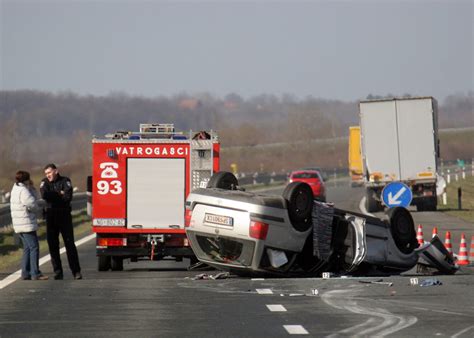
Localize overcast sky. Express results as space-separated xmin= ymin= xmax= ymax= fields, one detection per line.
xmin=1 ymin=0 xmax=473 ymax=102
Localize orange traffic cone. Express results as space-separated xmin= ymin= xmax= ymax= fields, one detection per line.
xmin=469 ymin=235 xmax=474 ymax=266
xmin=432 ymin=227 xmax=438 ymax=238
xmin=457 ymin=233 xmax=469 ymax=265
xmin=416 ymin=224 xmax=424 ymax=246
xmin=444 ymin=231 xmax=453 ymax=254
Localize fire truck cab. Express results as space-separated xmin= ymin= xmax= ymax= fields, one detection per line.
xmin=89 ymin=123 xmax=219 ymax=271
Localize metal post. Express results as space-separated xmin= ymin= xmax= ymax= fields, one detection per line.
xmin=462 ymin=168 xmax=466 ymax=179
xmin=447 ymin=169 xmax=451 ymax=184
xmin=458 ymin=187 xmax=462 ymax=210
xmin=442 ymin=192 xmax=447 ymax=205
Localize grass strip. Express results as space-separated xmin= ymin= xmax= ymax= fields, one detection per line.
xmin=439 ymin=175 xmax=474 ymax=223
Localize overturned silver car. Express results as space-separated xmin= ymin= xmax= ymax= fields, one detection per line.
xmin=185 ymin=172 xmax=456 ymax=276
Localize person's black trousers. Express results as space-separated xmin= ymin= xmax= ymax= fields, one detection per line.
xmin=46 ymin=208 xmax=81 ymax=275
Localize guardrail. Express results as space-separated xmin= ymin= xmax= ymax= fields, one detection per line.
xmin=0 ymin=193 xmax=87 ymax=229
xmin=236 ymin=168 xmax=349 ymax=186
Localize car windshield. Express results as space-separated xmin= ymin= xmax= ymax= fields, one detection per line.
xmin=292 ymin=172 xmax=320 ymax=179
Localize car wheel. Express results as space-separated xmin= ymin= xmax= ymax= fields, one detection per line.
xmin=386 ymin=207 xmax=417 ymax=254
xmin=283 ymin=182 xmax=313 ymax=232
xmin=98 ymin=256 xmax=111 ymax=271
xmin=111 ymin=257 xmax=124 ymax=271
xmin=207 ymin=171 xmax=239 ymax=190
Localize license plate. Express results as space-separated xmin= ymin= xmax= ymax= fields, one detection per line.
xmin=204 ymin=213 xmax=233 ymax=227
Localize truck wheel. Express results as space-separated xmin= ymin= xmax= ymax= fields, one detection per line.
xmin=283 ymin=182 xmax=313 ymax=232
xmin=98 ymin=256 xmax=111 ymax=271
xmin=387 ymin=207 xmax=417 ymax=254
xmin=366 ymin=189 xmax=380 ymax=213
xmin=111 ymin=257 xmax=124 ymax=271
xmin=207 ymin=171 xmax=238 ymax=190
xmin=416 ymin=201 xmax=425 ymax=212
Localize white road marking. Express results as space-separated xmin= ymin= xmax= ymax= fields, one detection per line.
xmin=451 ymin=325 xmax=474 ymax=338
xmin=266 ymin=304 xmax=287 ymax=312
xmin=322 ymin=288 xmax=417 ymax=337
xmin=0 ymin=233 xmax=96 ymax=290
xmin=251 ymin=278 xmax=265 ymax=281
xmin=284 ymin=325 xmax=309 ymax=335
xmin=256 ymin=288 xmax=273 ymax=294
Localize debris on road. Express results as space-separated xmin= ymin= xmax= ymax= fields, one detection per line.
xmin=358 ymin=279 xmax=393 ymax=287
xmin=190 ymin=272 xmax=232 ymax=280
xmin=419 ymin=278 xmax=443 ymax=287
xmin=188 ymin=261 xmax=212 ymax=271
xmin=211 ymin=272 xmax=231 ymax=280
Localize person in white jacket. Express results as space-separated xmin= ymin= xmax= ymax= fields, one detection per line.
xmin=10 ymin=171 xmax=48 ymax=280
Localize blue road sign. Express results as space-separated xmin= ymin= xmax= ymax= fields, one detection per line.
xmin=382 ymin=182 xmax=412 ymax=208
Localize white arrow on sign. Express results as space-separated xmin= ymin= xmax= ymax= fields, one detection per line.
xmin=388 ymin=186 xmax=407 ymax=205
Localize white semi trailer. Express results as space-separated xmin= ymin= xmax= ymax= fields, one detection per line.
xmin=359 ymin=97 xmax=439 ymax=212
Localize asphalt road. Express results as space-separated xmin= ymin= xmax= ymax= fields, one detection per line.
xmin=1 ymin=179 xmax=473 ymax=337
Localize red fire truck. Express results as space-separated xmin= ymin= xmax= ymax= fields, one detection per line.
xmin=88 ymin=123 xmax=220 ymax=271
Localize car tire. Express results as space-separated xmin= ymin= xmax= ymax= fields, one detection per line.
xmin=98 ymin=256 xmax=111 ymax=271
xmin=206 ymin=171 xmax=239 ymax=190
xmin=111 ymin=257 xmax=124 ymax=271
xmin=283 ymin=182 xmax=313 ymax=232
xmin=386 ymin=207 xmax=418 ymax=254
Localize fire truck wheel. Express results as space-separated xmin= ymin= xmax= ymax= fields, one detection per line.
xmin=387 ymin=207 xmax=417 ymax=255
xmin=283 ymin=182 xmax=313 ymax=232
xmin=111 ymin=257 xmax=124 ymax=271
xmin=98 ymin=256 xmax=111 ymax=271
xmin=207 ymin=171 xmax=239 ymax=190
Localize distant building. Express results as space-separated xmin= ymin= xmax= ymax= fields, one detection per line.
xmin=178 ymin=98 xmax=202 ymax=110
xmin=223 ymin=101 xmax=238 ymax=110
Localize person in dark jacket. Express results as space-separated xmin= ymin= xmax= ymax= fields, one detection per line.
xmin=40 ymin=164 xmax=82 ymax=280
